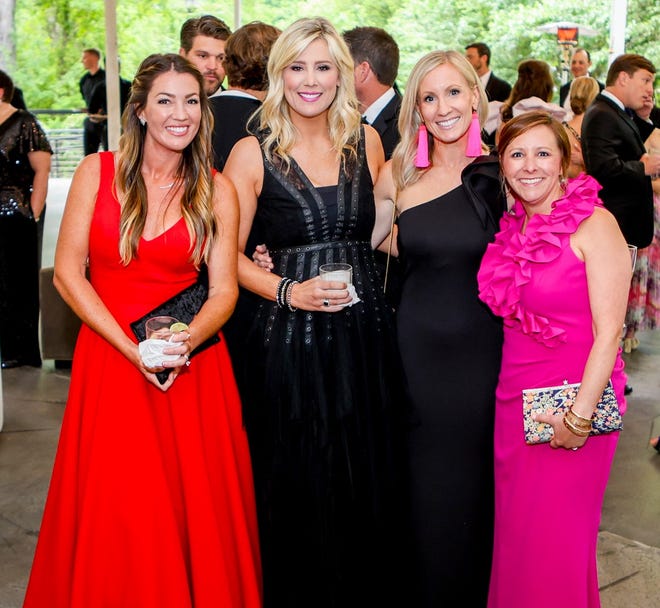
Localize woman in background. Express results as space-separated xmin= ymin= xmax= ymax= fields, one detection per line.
xmin=0 ymin=69 xmax=52 ymax=369
xmin=562 ymin=76 xmax=600 ymax=178
xmin=624 ymin=100 xmax=660 ymax=354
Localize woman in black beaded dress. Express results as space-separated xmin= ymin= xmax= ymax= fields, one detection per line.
xmin=223 ymin=17 xmax=404 ymax=608
xmin=0 ymin=70 xmax=52 ymax=368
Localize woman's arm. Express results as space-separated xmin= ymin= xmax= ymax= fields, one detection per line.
xmin=224 ymin=136 xmax=351 ymax=311
xmin=183 ymin=172 xmax=240 ymax=350
xmin=371 ymin=160 xmax=398 ymax=253
xmin=54 ymin=154 xmax=145 ymax=369
xmin=364 ymin=124 xmax=385 ymax=185
xmin=540 ymin=207 xmax=631 ymax=449
xmin=27 ymin=150 xmax=51 ymax=221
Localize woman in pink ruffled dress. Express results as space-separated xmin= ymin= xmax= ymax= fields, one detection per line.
xmin=478 ymin=111 xmax=631 ymax=608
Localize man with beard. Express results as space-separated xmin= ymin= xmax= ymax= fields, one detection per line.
xmin=179 ymin=15 xmax=232 ymax=97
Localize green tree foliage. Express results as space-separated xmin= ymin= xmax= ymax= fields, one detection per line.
xmin=8 ymin=0 xmax=660 ymax=129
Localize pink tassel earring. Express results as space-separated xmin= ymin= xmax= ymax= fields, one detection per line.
xmin=465 ymin=111 xmax=483 ymax=157
xmin=415 ymin=123 xmax=430 ymax=168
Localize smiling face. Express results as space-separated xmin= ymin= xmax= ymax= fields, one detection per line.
xmin=180 ymin=35 xmax=227 ymax=95
xmin=282 ymin=38 xmax=339 ymax=120
xmin=416 ymin=63 xmax=478 ymax=147
xmin=500 ymin=124 xmax=565 ymax=215
xmin=138 ymin=70 xmax=202 ymax=152
xmin=570 ymin=49 xmax=591 ymax=78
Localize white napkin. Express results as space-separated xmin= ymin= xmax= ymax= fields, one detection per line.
xmin=341 ymin=284 xmax=362 ymax=307
xmin=138 ymin=339 xmax=180 ymax=368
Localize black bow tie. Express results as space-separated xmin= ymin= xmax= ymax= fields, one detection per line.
xmin=361 ymin=115 xmax=369 ymax=125
xmin=625 ymin=107 xmax=635 ymax=119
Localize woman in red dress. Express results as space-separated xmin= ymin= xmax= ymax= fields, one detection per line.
xmin=23 ymin=54 xmax=261 ymax=607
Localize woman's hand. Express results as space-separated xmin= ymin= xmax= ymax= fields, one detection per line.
xmin=253 ymin=244 xmax=274 ymax=271
xmin=137 ymin=330 xmax=194 ymax=391
xmin=533 ymin=411 xmax=589 ymax=451
xmin=290 ymin=277 xmax=351 ymax=312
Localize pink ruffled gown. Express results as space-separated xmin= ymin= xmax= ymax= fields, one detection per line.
xmin=477 ymin=174 xmax=627 ymax=608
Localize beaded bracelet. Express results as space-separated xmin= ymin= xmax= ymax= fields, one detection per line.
xmin=276 ymin=277 xmax=293 ymax=308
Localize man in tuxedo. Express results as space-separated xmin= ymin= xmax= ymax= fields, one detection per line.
xmin=559 ymin=48 xmax=604 ymax=109
xmin=582 ymin=53 xmax=659 ymax=249
xmin=343 ymin=26 xmax=401 ymax=160
xmin=465 ymin=42 xmax=511 ymax=102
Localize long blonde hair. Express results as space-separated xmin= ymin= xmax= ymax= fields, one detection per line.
xmin=258 ymin=17 xmax=361 ymax=171
xmin=115 ymin=53 xmax=216 ymax=266
xmin=391 ymin=50 xmax=488 ymax=192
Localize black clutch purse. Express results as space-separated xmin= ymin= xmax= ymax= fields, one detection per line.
xmin=130 ymin=265 xmax=220 ymax=384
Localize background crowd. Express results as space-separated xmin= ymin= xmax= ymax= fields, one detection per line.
xmin=1 ymin=9 xmax=659 ymax=608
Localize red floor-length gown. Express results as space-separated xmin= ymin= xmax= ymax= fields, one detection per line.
xmin=23 ymin=151 xmax=262 ymax=607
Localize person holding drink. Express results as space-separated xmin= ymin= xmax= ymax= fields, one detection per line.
xmin=223 ymin=17 xmax=404 ymax=608
xmin=23 ymin=54 xmax=261 ymax=607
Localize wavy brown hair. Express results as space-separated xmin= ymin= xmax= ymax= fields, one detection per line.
xmin=115 ymin=53 xmax=216 ymax=266
xmin=501 ymin=60 xmax=554 ymax=123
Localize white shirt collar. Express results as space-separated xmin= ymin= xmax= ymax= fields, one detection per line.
xmin=479 ymin=70 xmax=492 ymax=89
xmin=363 ymin=87 xmax=396 ymax=125
xmin=215 ymin=89 xmax=260 ymax=100
xmin=601 ymin=89 xmax=625 ymax=111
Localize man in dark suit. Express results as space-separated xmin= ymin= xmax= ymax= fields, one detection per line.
xmin=343 ymin=26 xmax=401 ymax=160
xmin=582 ymin=53 xmax=659 ymax=249
xmin=559 ymin=48 xmax=604 ymax=108
xmin=465 ymin=42 xmax=511 ymax=102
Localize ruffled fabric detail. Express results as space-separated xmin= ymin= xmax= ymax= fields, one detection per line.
xmin=478 ymin=173 xmax=603 ymax=347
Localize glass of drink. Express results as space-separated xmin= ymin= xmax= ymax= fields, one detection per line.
xmin=319 ymin=263 xmax=352 ymax=285
xmin=145 ymin=316 xmax=179 ymax=341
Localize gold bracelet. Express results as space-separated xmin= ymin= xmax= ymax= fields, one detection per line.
xmin=565 ymin=409 xmax=593 ymax=432
xmin=567 ymin=406 xmax=593 ymax=424
xmin=563 ymin=415 xmax=590 ymax=438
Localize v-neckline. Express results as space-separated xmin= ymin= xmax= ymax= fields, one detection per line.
xmin=140 ymin=216 xmax=185 ymax=243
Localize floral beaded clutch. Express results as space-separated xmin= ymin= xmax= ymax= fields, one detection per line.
xmin=522 ymin=380 xmax=623 ymax=445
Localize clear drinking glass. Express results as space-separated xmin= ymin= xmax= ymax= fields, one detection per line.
xmin=145 ymin=316 xmax=179 ymax=341
xmin=319 ymin=263 xmax=352 ymax=285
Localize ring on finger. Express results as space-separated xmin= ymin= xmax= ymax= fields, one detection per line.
xmin=322 ymin=298 xmax=330 ymax=307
